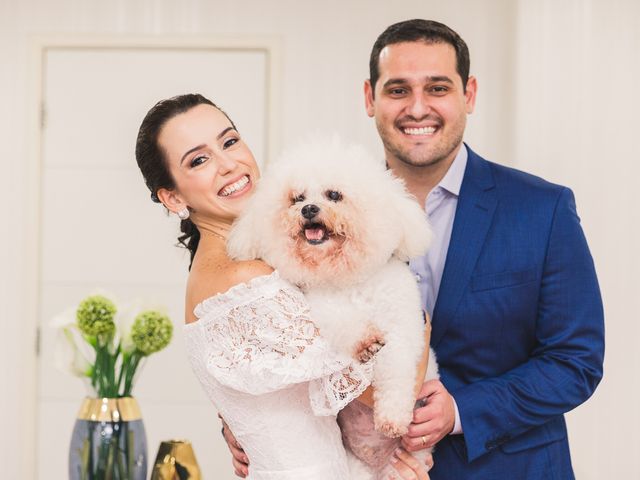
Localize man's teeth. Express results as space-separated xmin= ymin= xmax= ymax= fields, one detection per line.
xmin=404 ymin=126 xmax=436 ymax=135
xmin=220 ymin=176 xmax=249 ymax=196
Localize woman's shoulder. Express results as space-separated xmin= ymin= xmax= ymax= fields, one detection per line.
xmin=185 ymin=259 xmax=275 ymax=323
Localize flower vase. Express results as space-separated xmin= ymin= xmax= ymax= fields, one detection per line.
xmin=69 ymin=397 xmax=147 ymax=480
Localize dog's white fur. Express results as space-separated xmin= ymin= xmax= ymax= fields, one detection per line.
xmin=228 ymin=136 xmax=439 ymax=476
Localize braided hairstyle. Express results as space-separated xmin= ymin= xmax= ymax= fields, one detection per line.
xmin=135 ymin=93 xmax=237 ymax=269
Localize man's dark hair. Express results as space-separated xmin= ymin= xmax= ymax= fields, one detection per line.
xmin=369 ymin=19 xmax=470 ymax=94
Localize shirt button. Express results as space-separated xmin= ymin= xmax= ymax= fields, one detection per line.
xmin=415 ymin=274 xmax=422 ymax=282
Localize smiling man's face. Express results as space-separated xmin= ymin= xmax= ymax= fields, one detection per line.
xmin=365 ymin=41 xmax=476 ymax=171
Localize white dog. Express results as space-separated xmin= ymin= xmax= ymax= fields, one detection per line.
xmin=228 ymin=137 xmax=439 ymax=476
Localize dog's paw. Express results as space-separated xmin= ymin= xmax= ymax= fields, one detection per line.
xmin=373 ymin=404 xmax=413 ymax=438
xmin=354 ymin=333 xmax=385 ymax=363
xmin=374 ymin=417 xmax=408 ymax=438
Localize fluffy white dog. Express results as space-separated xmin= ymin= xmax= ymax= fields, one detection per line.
xmin=228 ymin=137 xmax=438 ymax=472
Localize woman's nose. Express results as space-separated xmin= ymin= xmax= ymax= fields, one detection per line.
xmin=217 ymin=153 xmax=238 ymax=174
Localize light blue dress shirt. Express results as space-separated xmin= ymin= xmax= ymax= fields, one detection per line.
xmin=409 ymin=145 xmax=468 ymax=318
xmin=408 ymin=144 xmax=467 ymax=435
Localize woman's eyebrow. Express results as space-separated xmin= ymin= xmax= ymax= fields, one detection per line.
xmin=180 ymin=144 xmax=206 ymax=165
xmin=179 ymin=127 xmax=237 ymax=165
xmin=216 ymin=126 xmax=235 ymax=139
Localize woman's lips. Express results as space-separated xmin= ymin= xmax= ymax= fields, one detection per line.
xmin=218 ymin=175 xmax=251 ymax=197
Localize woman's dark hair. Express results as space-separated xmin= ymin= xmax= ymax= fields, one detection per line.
xmin=135 ymin=93 xmax=236 ymax=269
xmin=369 ymin=19 xmax=471 ymax=94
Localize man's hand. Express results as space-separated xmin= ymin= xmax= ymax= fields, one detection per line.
xmin=401 ymin=379 xmax=455 ymax=451
xmin=221 ymin=418 xmax=249 ymax=477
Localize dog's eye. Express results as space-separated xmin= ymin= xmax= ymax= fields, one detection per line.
xmin=326 ymin=190 xmax=343 ymax=202
xmin=292 ymin=193 xmax=306 ymax=204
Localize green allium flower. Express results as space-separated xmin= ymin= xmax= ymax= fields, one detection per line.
xmin=76 ymin=295 xmax=116 ymax=337
xmin=131 ymin=311 xmax=173 ymax=355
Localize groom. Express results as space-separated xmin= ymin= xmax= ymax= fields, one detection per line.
xmin=224 ymin=19 xmax=604 ymax=479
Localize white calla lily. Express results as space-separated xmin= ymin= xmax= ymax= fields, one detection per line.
xmin=51 ymin=293 xmax=172 ymax=397
xmin=115 ymin=299 xmax=143 ymax=353
xmin=51 ymin=306 xmax=77 ymax=329
xmin=52 ymin=307 xmax=92 ymax=378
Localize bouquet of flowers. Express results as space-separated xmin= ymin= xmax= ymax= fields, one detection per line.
xmin=54 ymin=293 xmax=173 ymax=479
xmin=53 ymin=293 xmax=173 ymax=397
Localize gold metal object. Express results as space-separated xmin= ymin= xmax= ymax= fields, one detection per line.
xmin=151 ymin=439 xmax=202 ymax=479
xmin=421 ymin=435 xmax=427 ymax=447
xmin=76 ymin=397 xmax=142 ymax=422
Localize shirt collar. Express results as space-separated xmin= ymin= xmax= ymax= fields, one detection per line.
xmin=437 ymin=144 xmax=467 ymax=197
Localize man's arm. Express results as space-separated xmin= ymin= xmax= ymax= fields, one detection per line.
xmin=404 ymin=187 xmax=605 ymax=461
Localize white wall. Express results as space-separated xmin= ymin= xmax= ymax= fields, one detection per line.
xmin=0 ymin=0 xmax=637 ymax=478
xmin=513 ymin=1 xmax=640 ymax=478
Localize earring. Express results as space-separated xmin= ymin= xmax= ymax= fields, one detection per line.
xmin=177 ymin=208 xmax=190 ymax=220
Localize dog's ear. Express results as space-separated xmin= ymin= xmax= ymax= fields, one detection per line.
xmin=390 ymin=177 xmax=432 ymax=261
xmin=227 ymin=195 xmax=266 ymax=261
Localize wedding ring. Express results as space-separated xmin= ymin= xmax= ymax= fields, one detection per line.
xmin=421 ymin=435 xmax=427 ymax=447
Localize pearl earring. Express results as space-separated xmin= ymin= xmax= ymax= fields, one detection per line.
xmin=177 ymin=208 xmax=190 ymax=220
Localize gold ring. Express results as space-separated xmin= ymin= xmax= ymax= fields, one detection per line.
xmin=421 ymin=435 xmax=427 ymax=447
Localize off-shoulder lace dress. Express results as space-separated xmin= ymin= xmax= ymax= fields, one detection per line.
xmin=184 ymin=271 xmax=373 ymax=480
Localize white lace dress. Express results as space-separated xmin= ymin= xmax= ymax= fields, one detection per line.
xmin=184 ymin=271 xmax=373 ymax=480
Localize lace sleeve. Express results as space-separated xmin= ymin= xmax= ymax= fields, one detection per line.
xmin=190 ymin=272 xmax=372 ymax=399
xmin=308 ymin=359 xmax=374 ymax=417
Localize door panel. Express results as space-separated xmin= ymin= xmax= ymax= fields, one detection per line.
xmin=37 ymin=44 xmax=271 ymax=480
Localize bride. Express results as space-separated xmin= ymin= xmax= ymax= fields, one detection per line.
xmin=135 ymin=93 xmax=432 ymax=479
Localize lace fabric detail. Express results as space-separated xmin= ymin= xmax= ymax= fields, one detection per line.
xmin=193 ymin=271 xmax=283 ymax=319
xmin=186 ymin=271 xmax=372 ymax=400
xmin=309 ymin=360 xmax=374 ymax=417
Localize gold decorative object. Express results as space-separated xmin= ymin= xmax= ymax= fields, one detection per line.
xmin=151 ymin=439 xmax=202 ymax=480
xmin=76 ymin=396 xmax=142 ymax=422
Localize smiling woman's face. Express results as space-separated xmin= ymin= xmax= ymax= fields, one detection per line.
xmin=157 ymin=103 xmax=260 ymax=224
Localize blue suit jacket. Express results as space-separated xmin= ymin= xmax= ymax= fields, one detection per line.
xmin=429 ymin=147 xmax=604 ymax=480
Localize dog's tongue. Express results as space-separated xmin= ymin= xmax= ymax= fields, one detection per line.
xmin=305 ymin=228 xmax=324 ymax=241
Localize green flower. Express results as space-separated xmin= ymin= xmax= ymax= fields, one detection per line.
xmin=76 ymin=295 xmax=116 ymax=337
xmin=131 ymin=311 xmax=173 ymax=355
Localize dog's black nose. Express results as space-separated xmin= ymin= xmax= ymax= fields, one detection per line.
xmin=301 ymin=204 xmax=320 ymax=219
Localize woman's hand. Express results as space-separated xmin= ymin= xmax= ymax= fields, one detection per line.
xmin=220 ymin=417 xmax=250 ymax=477
xmin=388 ymin=447 xmax=433 ymax=480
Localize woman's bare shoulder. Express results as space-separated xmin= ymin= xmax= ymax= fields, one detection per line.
xmin=185 ymin=259 xmax=274 ymax=323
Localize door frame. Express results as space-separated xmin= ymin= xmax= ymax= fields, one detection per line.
xmin=23 ymin=34 xmax=282 ymax=478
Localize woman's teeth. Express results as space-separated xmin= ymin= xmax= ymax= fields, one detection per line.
xmin=220 ymin=175 xmax=249 ymax=196
xmin=404 ymin=126 xmax=436 ymax=135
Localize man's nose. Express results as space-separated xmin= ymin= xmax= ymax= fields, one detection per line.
xmin=406 ymin=93 xmax=431 ymax=119
xmin=301 ymin=204 xmax=320 ymax=219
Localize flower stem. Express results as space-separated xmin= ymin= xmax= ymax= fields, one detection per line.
xmin=117 ymin=351 xmax=129 ymax=397
xmin=123 ymin=352 xmax=141 ymax=397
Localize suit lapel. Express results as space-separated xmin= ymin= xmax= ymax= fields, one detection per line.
xmin=431 ymin=148 xmax=497 ymax=348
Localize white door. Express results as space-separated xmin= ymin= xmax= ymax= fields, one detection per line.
xmin=36 ymin=42 xmax=275 ymax=479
